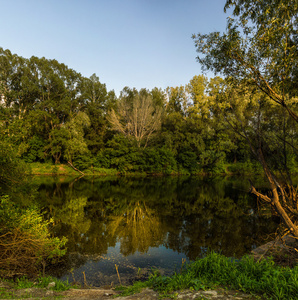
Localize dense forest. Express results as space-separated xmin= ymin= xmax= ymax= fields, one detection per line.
xmin=0 ymin=47 xmax=296 ymax=176
xmin=0 ymin=0 xmax=297 ymax=236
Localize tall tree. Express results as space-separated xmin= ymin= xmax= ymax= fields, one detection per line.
xmin=79 ymin=74 xmax=115 ymax=154
xmin=193 ymin=0 xmax=298 ymax=236
xmin=107 ymin=88 xmax=163 ymax=148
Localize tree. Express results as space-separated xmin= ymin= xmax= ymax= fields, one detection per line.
xmin=166 ymin=86 xmax=188 ymax=116
xmin=64 ymin=111 xmax=91 ymax=164
xmin=107 ymin=88 xmax=163 ymax=148
xmin=79 ymin=74 xmax=116 ymax=154
xmin=193 ymin=0 xmax=298 ymax=237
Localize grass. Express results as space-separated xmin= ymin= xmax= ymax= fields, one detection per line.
xmin=28 ymin=162 xmax=78 ymax=176
xmin=117 ymin=252 xmax=298 ymax=299
xmin=14 ymin=275 xmax=72 ymax=291
xmin=1 ymin=253 xmax=297 ymax=299
xmin=28 ymin=162 xmax=119 ymax=176
xmin=0 ymin=275 xmax=73 ymax=299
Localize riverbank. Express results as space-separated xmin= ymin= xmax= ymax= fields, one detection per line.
xmin=27 ymin=162 xmax=263 ymax=177
xmin=1 ymin=247 xmax=298 ymax=299
xmin=27 ymin=162 xmax=118 ymax=176
xmin=0 ymin=281 xmax=256 ymax=299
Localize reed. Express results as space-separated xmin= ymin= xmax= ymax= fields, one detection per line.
xmin=115 ymin=264 xmax=122 ymax=286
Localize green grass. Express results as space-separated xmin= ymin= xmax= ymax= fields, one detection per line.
xmin=0 ymin=275 xmax=72 ymax=299
xmin=118 ymin=252 xmax=298 ymax=299
xmin=83 ymin=167 xmax=119 ymax=175
xmin=28 ymin=162 xmax=119 ymax=176
xmin=0 ymin=289 xmax=16 ymax=299
xmin=15 ymin=275 xmax=72 ymax=291
xmin=0 ymin=275 xmax=72 ymax=291
xmin=28 ymin=162 xmax=78 ymax=175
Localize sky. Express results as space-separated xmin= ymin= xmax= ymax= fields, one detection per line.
xmin=0 ymin=0 xmax=231 ymax=96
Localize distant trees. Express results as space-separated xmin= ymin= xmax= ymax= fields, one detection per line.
xmin=0 ymin=39 xmax=297 ymax=182
xmin=0 ymin=49 xmax=111 ymax=167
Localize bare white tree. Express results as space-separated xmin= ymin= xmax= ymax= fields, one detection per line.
xmin=107 ymin=94 xmax=162 ymax=148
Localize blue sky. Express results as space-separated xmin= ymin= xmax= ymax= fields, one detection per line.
xmin=1 ymin=0 xmax=231 ymax=95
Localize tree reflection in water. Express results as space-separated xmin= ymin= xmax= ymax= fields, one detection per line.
xmin=107 ymin=201 xmax=165 ymax=256
xmin=33 ymin=175 xmax=278 ymax=285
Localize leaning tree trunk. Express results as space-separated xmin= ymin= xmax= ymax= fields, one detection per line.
xmin=251 ymin=149 xmax=298 ymax=238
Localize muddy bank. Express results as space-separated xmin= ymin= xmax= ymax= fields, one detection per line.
xmin=0 ymin=280 xmax=255 ymax=299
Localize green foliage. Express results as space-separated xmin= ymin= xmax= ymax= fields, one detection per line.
xmin=120 ymin=252 xmax=298 ymax=299
xmin=0 ymin=195 xmax=67 ymax=278
xmin=177 ymin=150 xmax=198 ymax=173
xmin=13 ymin=275 xmax=72 ymax=291
xmin=0 ymin=141 xmax=27 ymax=187
xmin=0 ymin=275 xmax=72 ymax=299
xmin=95 ymin=135 xmax=177 ymax=174
xmin=227 ymin=161 xmax=262 ymax=175
xmin=22 ymin=136 xmax=46 ymax=163
xmin=72 ymin=152 xmax=94 ymax=171
xmin=1 ymin=47 xmax=297 ymax=177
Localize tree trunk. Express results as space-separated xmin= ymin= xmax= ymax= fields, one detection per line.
xmin=256 ymin=149 xmax=298 ymax=237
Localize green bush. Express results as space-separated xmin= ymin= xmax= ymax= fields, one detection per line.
xmin=227 ymin=161 xmax=262 ymax=174
xmin=72 ymin=152 xmax=94 ymax=170
xmin=0 ymin=195 xmax=67 ymax=278
xmin=22 ymin=136 xmax=46 ymax=163
xmin=177 ymin=150 xmax=198 ymax=173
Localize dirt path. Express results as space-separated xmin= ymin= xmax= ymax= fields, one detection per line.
xmin=0 ymin=280 xmax=257 ymax=299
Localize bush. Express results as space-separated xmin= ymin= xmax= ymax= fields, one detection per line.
xmin=227 ymin=161 xmax=262 ymax=174
xmin=0 ymin=195 xmax=67 ymax=278
xmin=72 ymin=152 xmax=94 ymax=170
xmin=22 ymin=136 xmax=46 ymax=163
xmin=177 ymin=150 xmax=198 ymax=173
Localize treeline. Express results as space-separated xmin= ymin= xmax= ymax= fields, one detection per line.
xmin=0 ymin=47 xmax=296 ymax=175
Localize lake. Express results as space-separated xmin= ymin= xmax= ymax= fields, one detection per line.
xmin=32 ymin=175 xmax=277 ymax=287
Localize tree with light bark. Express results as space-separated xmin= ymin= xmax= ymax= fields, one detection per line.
xmin=107 ymin=88 xmax=163 ymax=148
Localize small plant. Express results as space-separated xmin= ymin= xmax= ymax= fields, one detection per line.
xmin=34 ymin=276 xmax=71 ymax=291
xmin=137 ymin=267 xmax=142 ymax=278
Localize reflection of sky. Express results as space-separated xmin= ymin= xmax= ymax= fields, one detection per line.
xmin=59 ymin=243 xmax=187 ymax=287
xmin=41 ymin=175 xmax=279 ymax=287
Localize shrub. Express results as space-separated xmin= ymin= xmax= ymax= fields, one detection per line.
xmin=22 ymin=136 xmax=46 ymax=163
xmin=0 ymin=195 xmax=67 ymax=278
xmin=177 ymin=150 xmax=198 ymax=173
xmin=72 ymin=152 xmax=94 ymax=170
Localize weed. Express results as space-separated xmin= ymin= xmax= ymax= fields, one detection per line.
xmin=13 ymin=275 xmax=72 ymax=292
xmin=115 ymin=281 xmax=148 ymax=297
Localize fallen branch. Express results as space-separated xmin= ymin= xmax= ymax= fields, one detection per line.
xmin=67 ymin=161 xmax=85 ymax=175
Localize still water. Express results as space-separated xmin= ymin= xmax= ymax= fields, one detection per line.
xmin=34 ymin=175 xmax=277 ymax=287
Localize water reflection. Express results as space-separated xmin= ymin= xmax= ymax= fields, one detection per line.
xmin=34 ymin=175 xmax=277 ymax=286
